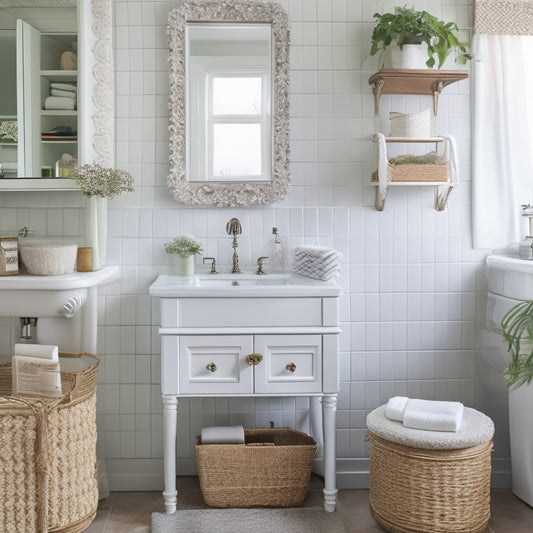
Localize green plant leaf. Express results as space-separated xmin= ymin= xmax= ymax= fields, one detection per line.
xmin=501 ymin=301 xmax=533 ymax=389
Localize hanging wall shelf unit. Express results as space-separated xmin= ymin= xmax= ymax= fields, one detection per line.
xmin=368 ymin=69 xmax=468 ymax=211
xmin=369 ymin=69 xmax=469 ymax=115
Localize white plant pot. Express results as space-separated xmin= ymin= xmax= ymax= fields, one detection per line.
xmin=170 ymin=254 xmax=195 ymax=277
xmin=389 ymin=44 xmax=429 ymax=69
xmin=509 ymin=383 xmax=533 ymax=505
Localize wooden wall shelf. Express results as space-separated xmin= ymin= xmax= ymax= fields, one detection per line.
xmin=368 ymin=69 xmax=469 ymax=115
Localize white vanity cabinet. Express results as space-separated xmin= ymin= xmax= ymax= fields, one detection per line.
xmin=150 ymin=274 xmax=342 ymax=514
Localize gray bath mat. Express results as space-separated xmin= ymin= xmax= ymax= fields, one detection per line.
xmin=151 ymin=507 xmax=347 ymax=533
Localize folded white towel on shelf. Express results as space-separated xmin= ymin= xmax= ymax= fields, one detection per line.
xmin=51 ymin=82 xmax=77 ymax=92
xmin=200 ymin=425 xmax=245 ymax=444
xmin=385 ymin=396 xmax=409 ymax=422
xmin=51 ymin=88 xmax=77 ymax=99
xmin=44 ymin=96 xmax=76 ymax=110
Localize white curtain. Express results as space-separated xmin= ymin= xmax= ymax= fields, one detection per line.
xmin=472 ymin=0 xmax=533 ymax=249
xmin=472 ymin=33 xmax=533 ymax=249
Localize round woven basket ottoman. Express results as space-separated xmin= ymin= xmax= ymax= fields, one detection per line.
xmin=366 ymin=405 xmax=494 ymax=533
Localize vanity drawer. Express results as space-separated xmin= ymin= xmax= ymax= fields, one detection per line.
xmin=254 ymin=335 xmax=322 ymax=394
xmin=179 ymin=335 xmax=254 ymax=395
xmin=170 ymin=297 xmax=323 ymax=328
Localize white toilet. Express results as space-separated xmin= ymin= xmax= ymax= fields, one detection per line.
xmin=486 ymin=253 xmax=533 ymax=506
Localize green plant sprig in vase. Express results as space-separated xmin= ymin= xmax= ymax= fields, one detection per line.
xmin=370 ymin=6 xmax=471 ymax=69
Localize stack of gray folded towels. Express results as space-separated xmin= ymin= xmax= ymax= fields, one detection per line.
xmin=291 ymin=245 xmax=342 ymax=281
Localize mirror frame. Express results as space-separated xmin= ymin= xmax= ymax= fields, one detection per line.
xmin=168 ymin=0 xmax=290 ymax=207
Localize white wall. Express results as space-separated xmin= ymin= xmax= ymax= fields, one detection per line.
xmin=0 ymin=0 xmax=511 ymax=489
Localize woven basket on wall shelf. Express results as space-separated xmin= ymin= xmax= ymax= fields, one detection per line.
xmin=372 ymin=152 xmax=449 ymax=183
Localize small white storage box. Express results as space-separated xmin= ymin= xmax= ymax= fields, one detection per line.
xmin=389 ymin=108 xmax=431 ymax=138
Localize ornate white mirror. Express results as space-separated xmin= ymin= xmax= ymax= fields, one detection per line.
xmin=0 ymin=0 xmax=113 ymax=184
xmin=168 ymin=0 xmax=290 ymax=207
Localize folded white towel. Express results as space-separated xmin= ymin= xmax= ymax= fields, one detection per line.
xmin=200 ymin=425 xmax=245 ymax=444
xmin=51 ymin=88 xmax=77 ymax=99
xmin=14 ymin=343 xmax=59 ymax=361
xmin=403 ymin=399 xmax=464 ymax=432
xmin=385 ymin=396 xmax=409 ymax=422
xmin=51 ymin=82 xmax=77 ymax=92
xmin=44 ymin=96 xmax=76 ymax=110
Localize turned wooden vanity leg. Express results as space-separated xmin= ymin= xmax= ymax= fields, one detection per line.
xmin=310 ymin=396 xmax=324 ymax=465
xmin=322 ymin=393 xmax=338 ymax=512
xmin=163 ymin=395 xmax=178 ymax=513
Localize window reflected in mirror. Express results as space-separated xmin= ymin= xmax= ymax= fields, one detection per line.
xmin=186 ymin=23 xmax=271 ymax=182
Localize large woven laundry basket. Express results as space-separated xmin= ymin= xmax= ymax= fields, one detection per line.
xmin=366 ymin=404 xmax=494 ymax=533
xmin=195 ymin=427 xmax=317 ymax=508
xmin=0 ymin=351 xmax=100 ymax=533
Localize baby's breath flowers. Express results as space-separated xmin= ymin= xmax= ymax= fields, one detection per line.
xmin=0 ymin=120 xmax=18 ymax=142
xmin=73 ymin=164 xmax=134 ymax=198
xmin=164 ymin=235 xmax=203 ymax=257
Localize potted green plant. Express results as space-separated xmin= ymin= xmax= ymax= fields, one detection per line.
xmin=370 ymin=6 xmax=471 ymax=69
xmin=164 ymin=234 xmax=203 ymax=277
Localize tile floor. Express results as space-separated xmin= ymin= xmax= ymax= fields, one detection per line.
xmin=85 ymin=475 xmax=533 ymax=532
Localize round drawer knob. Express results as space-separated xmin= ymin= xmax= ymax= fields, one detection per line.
xmin=245 ymin=353 xmax=263 ymax=366
xmin=206 ymin=362 xmax=217 ymax=373
xmin=285 ymin=362 xmax=296 ymax=373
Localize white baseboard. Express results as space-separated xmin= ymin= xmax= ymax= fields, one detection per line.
xmin=105 ymin=457 xmax=512 ymax=492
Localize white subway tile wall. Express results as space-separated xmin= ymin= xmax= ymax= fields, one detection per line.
xmin=1 ymin=0 xmax=509 ymax=478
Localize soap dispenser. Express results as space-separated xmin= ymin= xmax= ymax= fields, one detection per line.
xmin=519 ymin=204 xmax=533 ymax=260
xmin=270 ymin=227 xmax=284 ymax=272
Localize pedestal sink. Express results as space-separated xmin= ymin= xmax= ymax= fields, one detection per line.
xmin=0 ymin=266 xmax=119 ymax=353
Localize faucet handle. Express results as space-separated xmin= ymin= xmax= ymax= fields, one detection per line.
xmin=203 ymin=257 xmax=218 ymax=274
xmin=256 ymin=256 xmax=270 ymax=275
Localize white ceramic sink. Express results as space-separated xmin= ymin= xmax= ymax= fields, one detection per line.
xmin=486 ymin=253 xmax=533 ymax=300
xmin=0 ymin=266 xmax=119 ymax=317
xmin=149 ymin=273 xmax=341 ymax=298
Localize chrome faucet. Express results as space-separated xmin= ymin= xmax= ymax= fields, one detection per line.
xmin=203 ymin=257 xmax=218 ymax=274
xmin=226 ymin=217 xmax=243 ymax=274
xmin=256 ymin=256 xmax=270 ymax=275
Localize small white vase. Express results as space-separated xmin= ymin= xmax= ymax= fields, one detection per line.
xmin=85 ymin=197 xmax=108 ymax=271
xmin=389 ymin=44 xmax=430 ymax=69
xmin=172 ymin=254 xmax=195 ymax=277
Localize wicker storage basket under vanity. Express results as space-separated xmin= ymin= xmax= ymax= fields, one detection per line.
xmin=0 ymin=351 xmax=100 ymax=533
xmin=195 ymin=428 xmax=317 ymax=508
